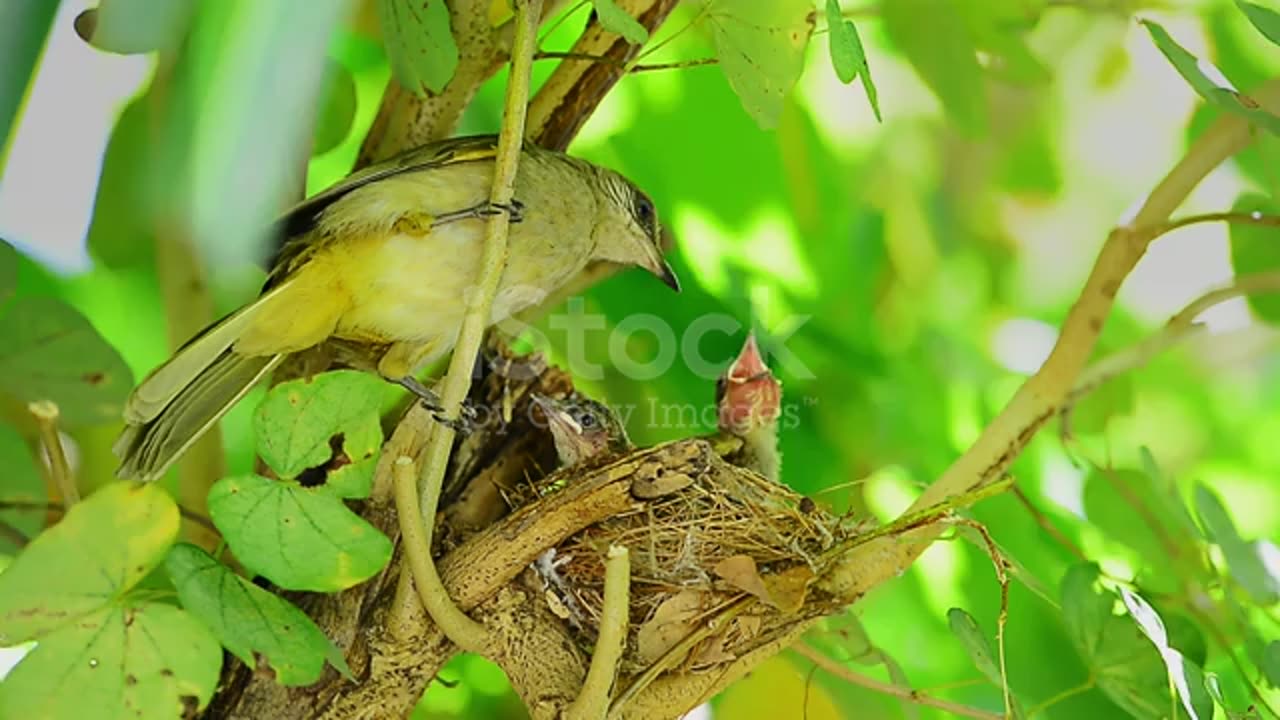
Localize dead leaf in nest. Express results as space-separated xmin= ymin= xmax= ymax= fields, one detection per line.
xmin=713 ymin=556 xmax=814 ymax=614
xmin=714 ymin=555 xmax=771 ymax=600
xmin=761 ymin=565 xmax=814 ymax=614
xmin=631 ymin=470 xmax=695 ymax=499
xmin=691 ymin=614 xmax=764 ymax=667
xmin=636 ymin=590 xmax=709 ymax=665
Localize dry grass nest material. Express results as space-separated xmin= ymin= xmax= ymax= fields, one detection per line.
xmin=524 ymin=439 xmax=868 ymax=673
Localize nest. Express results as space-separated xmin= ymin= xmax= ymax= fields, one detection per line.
xmin=523 ymin=439 xmax=868 ymax=674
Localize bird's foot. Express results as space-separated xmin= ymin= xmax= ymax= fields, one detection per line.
xmin=435 ymin=200 xmax=525 ymax=226
xmin=394 ymin=376 xmax=444 ymax=412
xmin=432 ymin=402 xmax=479 ymax=435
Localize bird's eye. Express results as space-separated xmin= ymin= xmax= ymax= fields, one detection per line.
xmin=579 ymin=412 xmax=597 ymax=428
xmin=634 ymin=194 xmax=655 ymax=228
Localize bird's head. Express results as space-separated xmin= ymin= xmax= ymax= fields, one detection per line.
xmin=716 ymin=333 xmax=782 ymax=437
xmin=533 ymin=392 xmax=632 ymax=468
xmin=590 ymin=171 xmax=681 ymax=292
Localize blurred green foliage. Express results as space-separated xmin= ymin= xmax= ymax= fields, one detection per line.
xmin=0 ymin=0 xmax=1279 ymax=719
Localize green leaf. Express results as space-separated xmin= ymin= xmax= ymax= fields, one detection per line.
xmin=1228 ymin=193 xmax=1280 ymax=323
xmin=73 ymin=0 xmax=195 ymax=55
xmin=0 ymin=602 xmax=220 ymax=719
xmin=947 ymin=608 xmax=1001 ymax=684
xmin=824 ymin=0 xmax=880 ymax=121
xmin=690 ymin=0 xmax=814 ymax=129
xmin=0 ymin=296 xmax=134 ymax=427
xmin=166 ymin=543 xmax=352 ymax=685
xmin=883 ymin=0 xmax=986 ymax=136
xmin=0 ymin=482 xmax=179 ymax=645
xmin=0 ymin=0 xmax=59 ymax=167
xmin=1082 ymin=469 xmax=1204 ymax=593
xmin=825 ymin=0 xmax=857 ymax=83
xmin=0 ymin=238 xmax=17 ymax=302
xmin=379 ymin=0 xmax=459 ymax=96
xmin=1061 ymin=563 xmax=1183 ymax=720
xmin=947 ymin=608 xmax=1024 ymax=719
xmin=1141 ymin=20 xmax=1280 ymax=136
xmin=1236 ymin=1 xmax=1280 ymax=46
xmin=208 ymin=475 xmax=392 ymax=592
xmin=1194 ymin=483 xmax=1280 ymax=604
xmin=85 ymin=95 xmax=154 ymax=268
xmin=312 ymin=61 xmax=358 ymax=156
xmin=593 ymin=0 xmax=648 ymax=44
xmin=1119 ymin=588 xmax=1216 ymax=720
xmin=254 ymin=370 xmax=384 ymax=497
xmin=0 ymin=423 xmax=44 ymax=554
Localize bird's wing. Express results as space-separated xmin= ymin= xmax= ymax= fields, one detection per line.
xmin=278 ymin=135 xmax=500 ymax=238
xmin=263 ymin=135 xmax=501 ymax=289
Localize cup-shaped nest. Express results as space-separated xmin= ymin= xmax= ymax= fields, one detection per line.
xmin=527 ymin=439 xmax=867 ymax=674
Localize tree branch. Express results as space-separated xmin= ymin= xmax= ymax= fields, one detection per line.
xmin=819 ymin=77 xmax=1280 ymax=601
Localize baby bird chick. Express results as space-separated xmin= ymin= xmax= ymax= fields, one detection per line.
xmin=532 ymin=393 xmax=632 ymax=468
xmin=715 ymin=333 xmax=782 ymax=483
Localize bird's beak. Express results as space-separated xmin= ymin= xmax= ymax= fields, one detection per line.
xmin=727 ymin=333 xmax=768 ymax=384
xmin=531 ymin=393 xmax=580 ymax=435
xmin=645 ymin=226 xmax=681 ymax=292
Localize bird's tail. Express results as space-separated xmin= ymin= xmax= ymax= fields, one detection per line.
xmin=113 ymin=288 xmax=292 ymax=482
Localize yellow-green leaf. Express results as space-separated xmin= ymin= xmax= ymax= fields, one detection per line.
xmin=208 ymin=474 xmax=392 ymax=592
xmin=380 ymin=0 xmax=459 ymax=96
xmin=691 ymin=0 xmax=814 ymax=129
xmin=0 ymin=239 xmax=17 ymax=302
xmin=593 ymin=0 xmax=648 ymax=44
xmin=166 ymin=543 xmax=352 ymax=685
xmin=0 ymin=482 xmax=179 ymax=645
xmin=0 ymin=602 xmax=220 ymax=719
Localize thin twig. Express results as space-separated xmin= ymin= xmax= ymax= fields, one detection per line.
xmin=28 ymin=401 xmax=77 ymax=506
xmin=791 ymin=644 xmax=1004 ymax=720
xmin=1024 ymin=678 xmax=1096 ymax=718
xmin=403 ymin=0 xmax=544 ymax=654
xmin=1148 ymin=210 xmax=1280 ymax=237
xmin=1067 ymin=269 xmax=1280 ymax=407
xmin=955 ymin=518 xmax=1014 ymax=719
xmin=567 ymin=544 xmax=631 ymax=720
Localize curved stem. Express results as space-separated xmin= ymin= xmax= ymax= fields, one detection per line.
xmin=403 ymin=0 xmax=544 ymax=654
xmin=394 ymin=456 xmax=489 ymax=651
xmin=566 ymin=544 xmax=631 ymax=720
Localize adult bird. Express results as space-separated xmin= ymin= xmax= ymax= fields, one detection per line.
xmin=115 ymin=135 xmax=679 ymax=481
